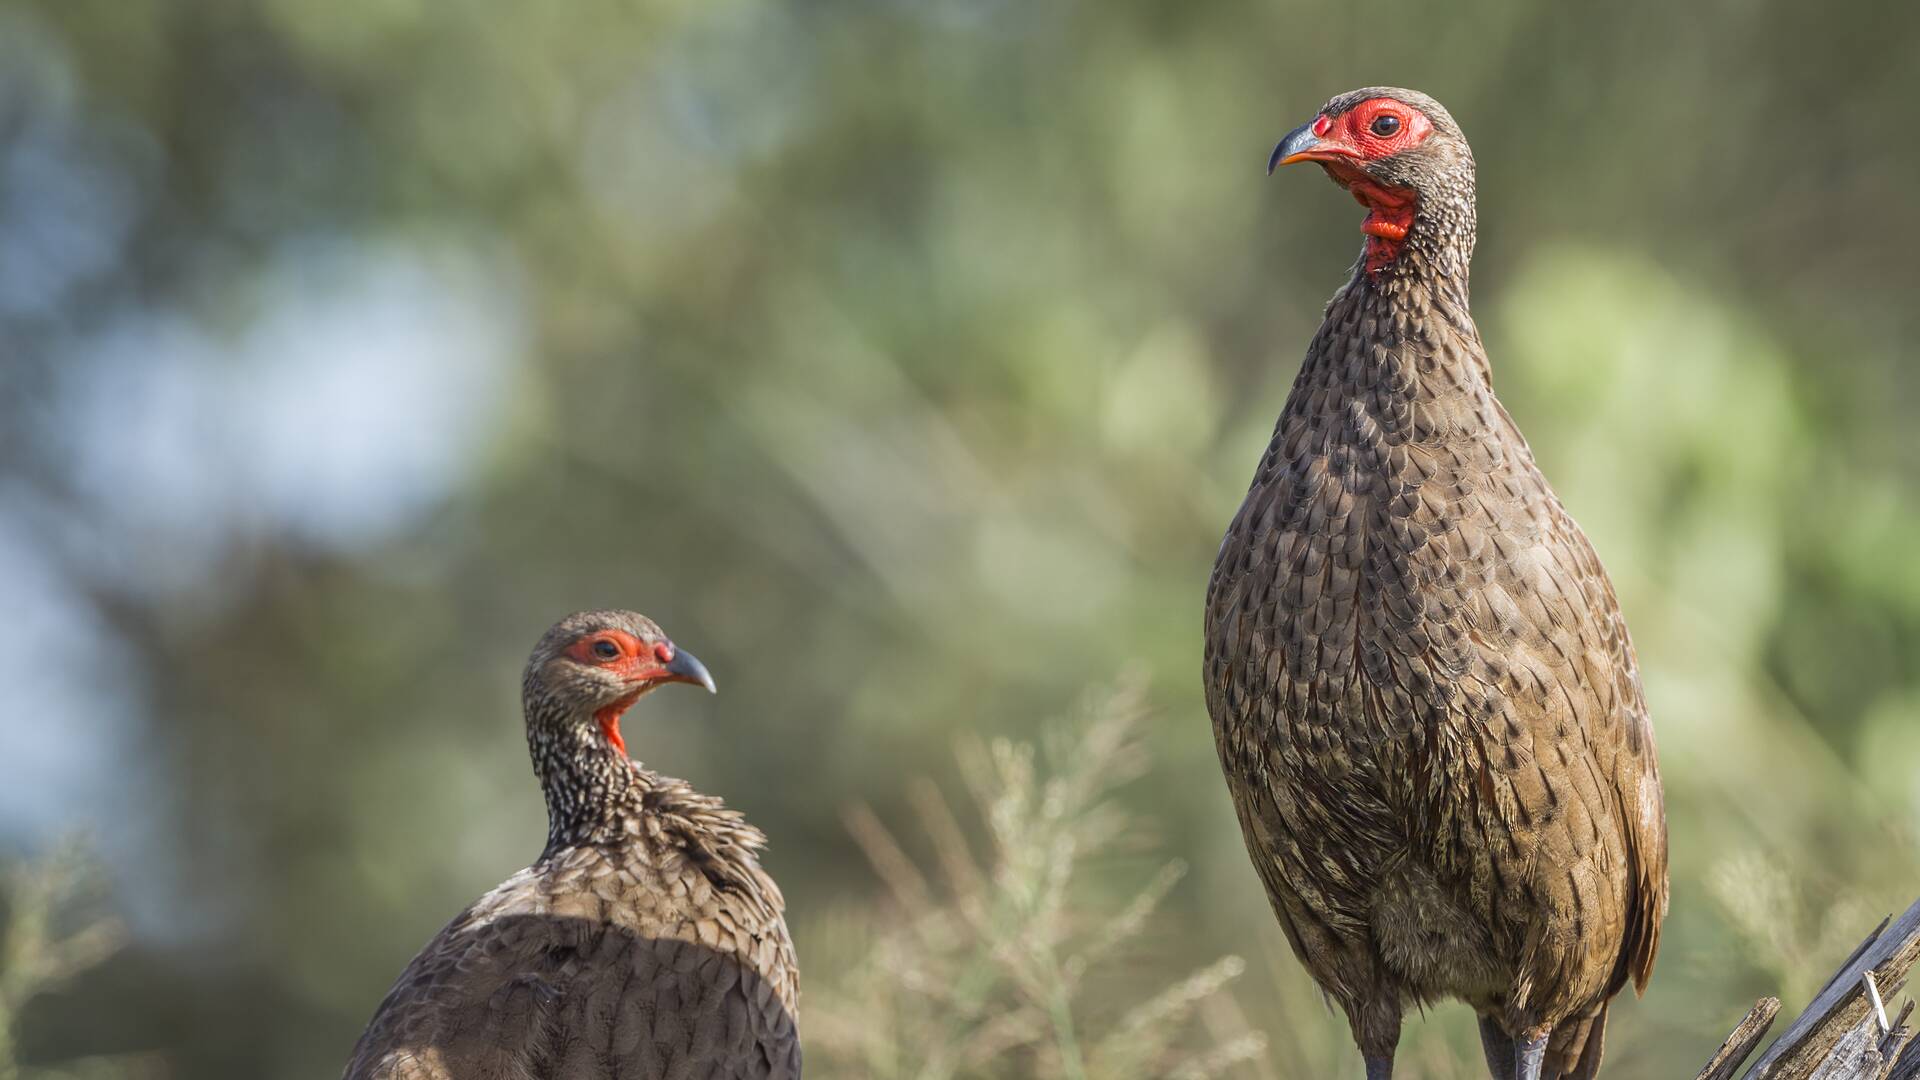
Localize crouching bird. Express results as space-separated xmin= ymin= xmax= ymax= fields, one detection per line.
xmin=344 ymin=611 xmax=800 ymax=1080
xmin=1203 ymin=88 xmax=1667 ymax=1080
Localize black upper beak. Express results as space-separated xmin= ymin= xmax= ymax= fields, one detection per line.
xmin=663 ymin=647 xmax=717 ymax=694
xmin=1268 ymin=120 xmax=1323 ymax=176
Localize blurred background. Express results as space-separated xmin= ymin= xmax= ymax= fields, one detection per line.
xmin=2 ymin=0 xmax=1917 ymax=1076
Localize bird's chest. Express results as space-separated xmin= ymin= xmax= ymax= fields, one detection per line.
xmin=1211 ymin=403 xmax=1547 ymax=788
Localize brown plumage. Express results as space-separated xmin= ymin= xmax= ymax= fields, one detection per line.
xmin=344 ymin=611 xmax=800 ymax=1080
xmin=1203 ymin=88 xmax=1667 ymax=1080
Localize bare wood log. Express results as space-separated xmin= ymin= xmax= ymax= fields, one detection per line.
xmin=1871 ymin=985 xmax=1917 ymax=1080
xmin=1802 ymin=1010 xmax=1886 ymax=1080
xmin=1890 ymin=1029 xmax=1920 ymax=1080
xmin=1733 ymin=895 xmax=1920 ymax=1079
xmin=1698 ymin=998 xmax=1782 ymax=1080
xmin=1886 ymin=1000 xmax=1920 ymax=1080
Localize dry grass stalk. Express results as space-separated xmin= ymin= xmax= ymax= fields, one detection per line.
xmin=812 ymin=677 xmax=1268 ymax=1079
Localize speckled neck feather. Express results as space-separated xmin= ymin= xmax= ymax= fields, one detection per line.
xmin=522 ymin=679 xmax=649 ymax=853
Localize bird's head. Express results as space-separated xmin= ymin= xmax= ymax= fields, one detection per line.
xmin=522 ymin=609 xmax=716 ymax=758
xmin=1268 ymin=87 xmax=1474 ymax=274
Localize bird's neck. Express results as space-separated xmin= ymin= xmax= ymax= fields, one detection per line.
xmin=1362 ymin=184 xmax=1475 ymax=307
xmin=1349 ymin=246 xmax=1476 ymax=340
xmin=1336 ymin=184 xmax=1482 ymax=377
xmin=1283 ymin=243 xmax=1493 ymax=441
xmin=524 ymin=702 xmax=652 ymax=854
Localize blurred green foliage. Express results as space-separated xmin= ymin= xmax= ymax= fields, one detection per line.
xmin=1 ymin=0 xmax=1917 ymax=1076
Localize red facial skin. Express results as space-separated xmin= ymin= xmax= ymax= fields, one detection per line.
xmin=565 ymin=630 xmax=681 ymax=757
xmin=1279 ymin=98 xmax=1433 ymax=273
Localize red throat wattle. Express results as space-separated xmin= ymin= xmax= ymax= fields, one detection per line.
xmin=594 ymin=692 xmax=641 ymax=757
xmin=1310 ymin=156 xmax=1416 ymax=274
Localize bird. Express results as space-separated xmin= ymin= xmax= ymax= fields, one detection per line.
xmin=343 ymin=610 xmax=800 ymax=1080
xmin=1202 ymin=88 xmax=1667 ymax=1080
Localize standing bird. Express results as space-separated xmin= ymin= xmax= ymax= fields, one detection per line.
xmin=344 ymin=611 xmax=800 ymax=1080
xmin=1203 ymin=89 xmax=1666 ymax=1080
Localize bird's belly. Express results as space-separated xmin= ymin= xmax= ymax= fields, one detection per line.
xmin=1213 ymin=498 xmax=1522 ymax=922
xmin=1368 ymin=857 xmax=1509 ymax=1004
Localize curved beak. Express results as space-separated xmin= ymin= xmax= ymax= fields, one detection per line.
xmin=661 ymin=646 xmax=717 ymax=694
xmin=1268 ymin=120 xmax=1346 ymax=175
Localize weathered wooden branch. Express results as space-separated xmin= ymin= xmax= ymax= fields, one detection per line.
xmin=1699 ymin=895 xmax=1920 ymax=1080
xmin=1699 ymin=997 xmax=1783 ymax=1080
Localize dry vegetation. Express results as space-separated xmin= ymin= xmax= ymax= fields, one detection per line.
xmin=810 ymin=678 xmax=1270 ymax=1080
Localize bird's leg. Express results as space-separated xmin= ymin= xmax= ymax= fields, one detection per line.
xmin=1348 ymin=993 xmax=1402 ymax=1080
xmin=1477 ymin=1015 xmax=1517 ymax=1080
xmin=1514 ymin=1028 xmax=1549 ymax=1080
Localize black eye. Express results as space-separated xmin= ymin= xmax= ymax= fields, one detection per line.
xmin=591 ymin=640 xmax=620 ymax=660
xmin=1370 ymin=114 xmax=1401 ymax=137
